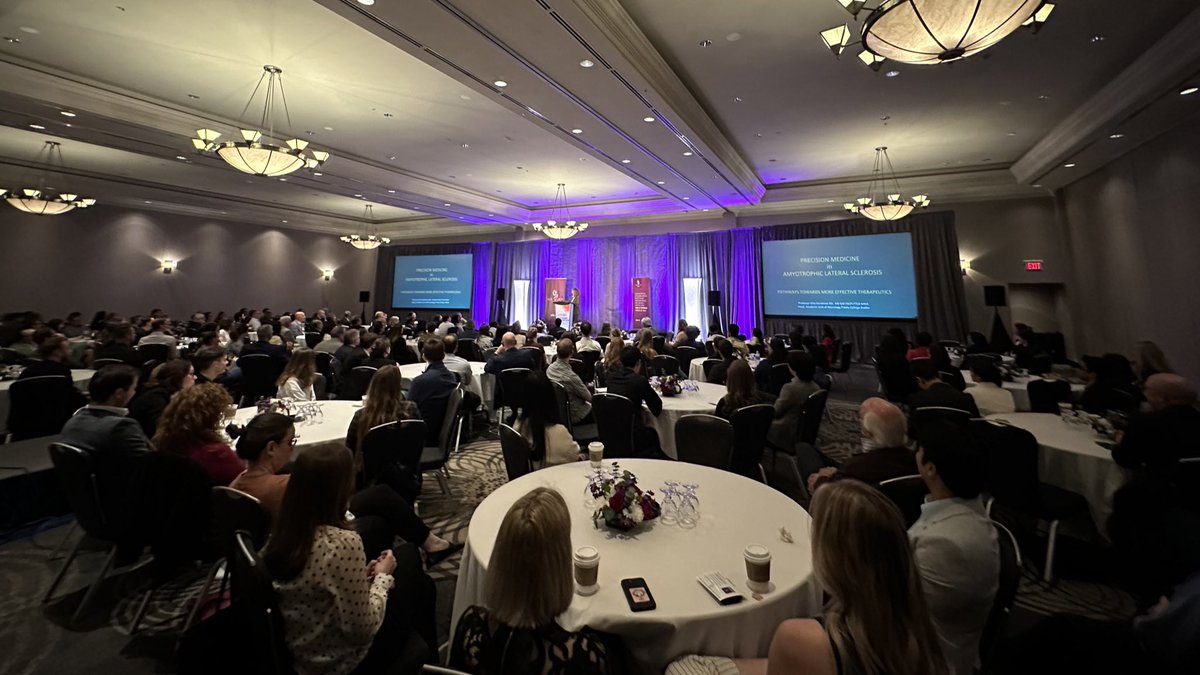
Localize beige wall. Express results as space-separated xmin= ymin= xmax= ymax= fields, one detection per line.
xmin=1060 ymin=119 xmax=1200 ymax=382
xmin=0 ymin=206 xmax=378 ymax=321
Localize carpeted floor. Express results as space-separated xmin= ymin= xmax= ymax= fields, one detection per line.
xmin=0 ymin=366 xmax=1136 ymax=674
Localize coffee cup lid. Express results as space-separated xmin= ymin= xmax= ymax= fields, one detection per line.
xmin=744 ymin=544 xmax=770 ymax=560
xmin=574 ymin=545 xmax=599 ymax=562
xmin=588 ymin=442 xmax=604 ymax=451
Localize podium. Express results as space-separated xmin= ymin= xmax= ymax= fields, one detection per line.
xmin=553 ymin=301 xmax=573 ymax=326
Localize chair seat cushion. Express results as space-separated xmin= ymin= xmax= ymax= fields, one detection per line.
xmin=419 ymin=446 xmax=443 ymax=469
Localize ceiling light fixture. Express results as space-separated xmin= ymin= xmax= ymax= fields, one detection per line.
xmin=340 ymin=204 xmax=391 ymax=250
xmin=1109 ymin=133 xmax=1125 ymax=139
xmin=28 ymin=124 xmax=44 ymax=130
xmin=621 ymin=159 xmax=631 ymax=164
xmin=571 ymin=128 xmax=583 ymax=134
xmin=683 ymin=151 xmax=693 ymax=156
xmin=531 ymin=183 xmax=588 ymax=240
xmin=1063 ymin=163 xmax=1076 ymax=167
xmin=2 ymin=141 xmax=97 ymax=215
xmin=821 ymin=1 xmax=1054 ymax=68
xmin=1181 ymin=86 xmax=1199 ymax=96
xmin=843 ymin=146 xmax=930 ymax=221
xmin=190 ymin=65 xmax=330 ymax=177
xmin=357 ymin=0 xmax=375 ymax=4
xmin=579 ymin=59 xmax=594 ymax=68
xmin=493 ymin=80 xmax=508 ymax=87
xmin=59 ymin=111 xmax=77 ymax=117
xmin=643 ymin=116 xmax=656 ymax=123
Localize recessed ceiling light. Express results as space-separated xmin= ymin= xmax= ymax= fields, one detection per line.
xmin=683 ymin=151 xmax=693 ymax=156
xmin=59 ymin=111 xmax=76 ymax=117
xmin=459 ymin=94 xmax=471 ymax=101
xmin=726 ymin=32 xmax=742 ymax=42
xmin=827 ymin=199 xmax=835 ymax=203
xmin=357 ymin=0 xmax=374 ymax=5
xmin=354 ymin=194 xmax=362 ymax=197
xmin=571 ymin=128 xmax=583 ymax=134
xmin=323 ymin=125 xmax=334 ymax=131
xmin=1109 ymin=133 xmax=1125 ymax=139
xmin=387 ymin=189 xmax=396 ymax=193
xmin=444 ymin=203 xmax=451 ymax=206
xmin=187 ymin=93 xmax=200 ymax=99
xmin=28 ymin=123 xmax=44 ymax=129
xmin=144 ymin=200 xmax=152 ymax=204
xmin=461 ymin=143 xmax=469 ymax=148
xmin=656 ymin=181 xmax=665 ymax=185
xmin=643 ymin=116 xmax=656 ymax=123
xmin=175 ymin=155 xmax=186 ymax=160
xmin=413 ymin=207 xmax=421 ymax=210
xmin=1032 ymin=184 xmax=1042 ymax=188
xmin=312 ymin=172 xmax=322 ymax=176
xmin=1006 ymin=131 xmax=1017 ymax=136
xmin=733 ymin=96 xmax=743 ymax=103
xmin=1090 ymin=35 xmax=1106 ymax=43
xmin=1037 ymin=95 xmax=1050 ymax=100
xmin=579 ymin=59 xmax=594 ymax=68
xmin=1063 ymin=163 xmax=1076 ymax=168
xmin=19 ymin=26 xmax=38 ymax=34
xmin=1181 ymin=86 xmax=1199 ymax=96
xmin=885 ymin=70 xmax=900 ymax=78
xmin=493 ymin=80 xmax=508 ymax=88
xmin=621 ymin=159 xmax=631 ymax=164
xmin=699 ymin=39 xmax=712 ymax=48
xmin=279 ymin=178 xmax=287 ymax=182
xmin=3 ymin=37 xmax=21 ymax=44
xmin=281 ymin=219 xmax=288 ymax=223
xmin=64 ymin=123 xmax=72 ymax=127
xmin=683 ymin=197 xmax=690 ymax=200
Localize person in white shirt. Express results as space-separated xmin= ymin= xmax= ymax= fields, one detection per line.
xmin=276 ymin=348 xmax=318 ymax=401
xmin=137 ymin=319 xmax=179 ymax=358
xmin=247 ymin=310 xmax=262 ymax=331
xmin=436 ymin=312 xmax=461 ymax=337
xmin=966 ymin=361 xmax=1016 ymax=416
xmin=909 ymin=419 xmax=1000 ymax=675
xmin=440 ymin=334 xmax=473 ymax=388
xmin=475 ymin=325 xmax=494 ymax=351
xmin=575 ymin=321 xmax=601 ymax=353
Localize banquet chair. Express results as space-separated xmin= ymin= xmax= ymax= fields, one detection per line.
xmin=568 ymin=358 xmax=588 ymax=382
xmin=7 ymin=375 xmax=78 ymax=441
xmin=496 ymin=368 xmax=531 ymax=423
xmin=420 ymin=387 xmax=463 ymax=496
xmin=304 ymin=332 xmax=322 ymax=349
xmin=705 ymin=341 xmax=718 ymax=358
xmin=536 ymin=334 xmax=554 ymax=346
xmin=652 ymin=335 xmax=666 ymax=354
xmin=674 ymin=345 xmax=700 ymax=370
xmin=971 ymin=418 xmax=1091 ymax=582
xmin=1027 ymin=379 xmax=1072 ymax=413
xmin=651 ymin=354 xmax=680 ymax=378
xmin=92 ymin=358 xmax=126 ymax=369
xmin=312 ymin=372 xmax=327 ymax=400
xmin=596 ymin=336 xmax=611 ymax=352
xmin=0 ymin=347 xmax=22 ymax=364
xmin=237 ymin=354 xmax=284 ymax=405
xmin=347 ymin=366 xmax=379 ymax=400
xmin=592 ymin=393 xmax=637 ymax=457
xmin=674 ymin=415 xmax=735 ymax=470
xmin=909 ymin=406 xmax=974 ymax=434
xmin=701 ymin=358 xmax=722 ymax=380
xmin=833 ymin=342 xmax=854 ymax=375
xmin=362 ymin=420 xmax=426 ymax=502
xmin=798 ymin=390 xmax=829 ymax=448
xmin=578 ymin=350 xmax=600 ymax=383
xmin=551 ymin=381 xmax=573 ymax=434
xmin=939 ymin=369 xmax=968 ymax=392
xmin=483 ymin=347 xmax=498 ymax=361
xmin=457 ymin=340 xmax=483 ymax=362
xmin=980 ymin=520 xmax=1023 ymax=664
xmin=772 ymin=334 xmax=789 ymax=344
xmin=229 ymin=531 xmax=295 ymax=675
xmin=876 ymin=475 xmax=929 ymax=529
xmin=730 ymin=404 xmax=774 ymax=483
xmin=499 ymin=423 xmax=533 ymax=480
xmin=965 ymin=353 xmax=1003 ymax=372
xmin=135 ymin=343 xmax=170 ymax=364
xmin=182 ymin=487 xmax=271 ymax=633
xmin=767 ymin=363 xmax=792 ymax=396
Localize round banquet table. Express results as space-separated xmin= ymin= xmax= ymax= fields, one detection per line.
xmin=963 ymin=371 xmax=1085 ymax=412
xmin=647 ymin=381 xmax=726 ymax=460
xmin=0 ymin=368 xmax=95 ymax=435
xmin=687 ymin=359 xmax=707 ymax=382
xmin=397 ymin=361 xmax=492 ymax=412
xmin=450 ymin=459 xmax=822 ymax=670
xmin=987 ymin=412 xmax=1131 ymax=535
xmin=230 ymin=400 xmax=360 ymax=456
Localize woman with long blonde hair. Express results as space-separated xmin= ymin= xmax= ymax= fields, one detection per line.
xmin=344 ymin=366 xmax=420 ymax=492
xmin=276 ymin=348 xmax=317 ymax=401
xmin=596 ymin=333 xmax=626 ymax=387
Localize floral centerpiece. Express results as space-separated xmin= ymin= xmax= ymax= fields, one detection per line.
xmin=650 ymin=374 xmax=683 ymax=397
xmin=590 ymin=465 xmax=661 ymax=532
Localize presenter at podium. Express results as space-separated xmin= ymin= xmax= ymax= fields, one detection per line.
xmin=569 ymin=287 xmax=581 ymax=325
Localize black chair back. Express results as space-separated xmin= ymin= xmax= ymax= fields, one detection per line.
xmin=592 ymin=393 xmax=637 ymax=457
xmin=567 ymin=358 xmax=588 ymax=382
xmin=705 ymin=341 xmax=718 ymax=358
xmin=675 ymin=414 xmax=735 ymax=470
xmin=701 ymin=358 xmax=722 ymax=379
xmin=536 ymin=334 xmax=554 ymax=346
xmin=652 ymin=335 xmax=666 ymax=354
xmin=136 ymin=343 xmax=170 ymax=364
xmin=49 ymin=442 xmax=116 ymax=540
xmin=578 ymin=351 xmax=600 ymax=383
xmin=766 ymin=363 xmax=791 ymax=396
xmin=730 ymin=404 xmax=774 ymax=481
xmin=315 ymin=351 xmax=334 ymax=378
xmin=939 ymin=369 xmax=968 ymax=392
xmin=833 ymin=341 xmax=854 ymax=374
xmin=651 ymin=354 xmax=680 ymax=378
xmin=970 ymin=418 xmax=1041 ymax=513
xmin=0 ymin=347 xmax=21 ymax=365
xmin=551 ymin=381 xmax=573 ymax=433
xmin=9 ymin=375 xmax=77 ymax=440
xmin=981 ymin=520 xmax=1022 ymax=661
xmin=208 ymin=487 xmax=271 ymax=559
xmin=597 ymin=336 xmax=611 ymax=351
xmin=876 ymin=361 xmax=917 ymax=403
xmin=798 ymin=389 xmax=829 ymax=446
xmin=674 ymin=346 xmax=700 ymax=369
xmin=457 ymin=340 xmax=483 ymax=362
xmin=230 ymin=531 xmax=294 ymax=675
xmin=304 ymin=332 xmax=322 ymax=349
xmin=876 ymin=475 xmax=930 ymax=528
xmin=1027 ymin=378 xmax=1071 ymax=413
xmin=496 ymin=368 xmax=531 ymax=418
xmin=433 ymin=387 xmax=465 ymax=453
xmin=238 ymin=354 xmax=284 ymax=402
xmin=910 ymin=406 xmax=974 ymax=431
xmin=965 ymin=354 xmax=1003 ymax=372
xmin=361 ymin=420 xmax=426 ymax=495
xmin=92 ymin=358 xmax=126 ymax=369
xmin=348 ymin=366 xmax=378 ymax=400
xmin=498 ymin=423 xmax=533 ymax=480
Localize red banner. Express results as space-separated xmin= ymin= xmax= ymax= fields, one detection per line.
xmin=544 ymin=278 xmax=567 ymax=322
xmin=632 ymin=277 xmax=651 ymax=324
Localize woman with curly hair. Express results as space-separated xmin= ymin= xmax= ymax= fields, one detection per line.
xmin=152 ymin=383 xmax=243 ymax=485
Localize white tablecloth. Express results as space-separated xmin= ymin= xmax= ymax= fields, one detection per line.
xmin=231 ymin=400 xmax=360 ymax=454
xmin=688 ymin=359 xmax=707 ymax=383
xmin=397 ymin=361 xmax=492 ymax=412
xmin=450 ymin=459 xmax=821 ymax=670
xmin=987 ymin=412 xmax=1131 ymax=534
xmin=963 ymin=371 xmax=1085 ymax=412
xmin=0 ymin=369 xmax=95 ymax=434
xmin=647 ymin=382 xmax=726 ymax=460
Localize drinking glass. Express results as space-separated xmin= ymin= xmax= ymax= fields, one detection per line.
xmin=659 ymin=481 xmax=679 ymax=525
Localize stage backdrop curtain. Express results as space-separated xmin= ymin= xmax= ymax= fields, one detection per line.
xmin=673 ymin=231 xmax=730 ymax=337
xmin=756 ymin=211 xmax=968 ymax=360
xmin=372 ymin=242 xmax=493 ymax=322
xmin=728 ymin=227 xmax=763 ymax=338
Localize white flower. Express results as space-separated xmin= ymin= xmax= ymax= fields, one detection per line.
xmin=630 ymin=506 xmax=644 ymax=524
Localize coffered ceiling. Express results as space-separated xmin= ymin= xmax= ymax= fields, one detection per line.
xmin=0 ymin=0 xmax=1198 ymax=239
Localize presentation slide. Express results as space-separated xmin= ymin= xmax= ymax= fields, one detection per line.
xmin=391 ymin=254 xmax=473 ymax=309
xmin=761 ymin=233 xmax=918 ymax=319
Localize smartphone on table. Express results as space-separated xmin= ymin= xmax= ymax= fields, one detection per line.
xmin=621 ymin=577 xmax=656 ymax=612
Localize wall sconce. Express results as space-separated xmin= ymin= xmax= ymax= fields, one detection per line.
xmin=161 ymin=258 xmax=176 ymax=274
xmin=960 ymin=258 xmax=971 ymax=276
xmin=321 ymin=268 xmax=334 ymax=281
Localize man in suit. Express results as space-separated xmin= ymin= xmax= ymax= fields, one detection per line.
xmin=408 ymin=339 xmax=460 ymax=445
xmin=239 ymin=325 xmax=289 ymax=364
xmin=767 ymin=350 xmax=820 ymax=451
xmin=92 ymin=322 xmax=141 ymax=366
xmin=484 ymin=332 xmax=537 ymax=375
xmin=603 ymin=346 xmax=664 ymax=457
xmin=908 ymin=359 xmax=981 ymax=417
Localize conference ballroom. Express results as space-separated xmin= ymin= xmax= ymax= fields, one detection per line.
xmin=3 ymin=1 xmax=1200 ymax=674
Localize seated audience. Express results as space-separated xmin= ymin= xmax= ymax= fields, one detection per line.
xmin=750 ymin=326 xmax=766 ymax=348
xmin=450 ymin=488 xmax=609 ymax=674
xmin=262 ymin=442 xmax=439 ymax=675
xmin=485 ymin=331 xmax=537 ymax=374
xmin=193 ymin=346 xmax=230 ymax=385
xmin=364 ymin=336 xmax=398 ymax=370
xmin=909 ymin=419 xmax=1000 ymax=675
xmin=408 ymin=339 xmax=459 ymax=445
xmin=516 ymin=371 xmax=583 ymax=467
xmin=1081 ymin=353 xmax=1141 ymax=414
xmin=128 ymin=359 xmax=196 ymax=438
xmin=673 ymin=480 xmax=947 ymax=675
xmin=441 ymin=335 xmax=473 ymax=388
xmin=604 ymin=346 xmax=664 ymax=457
xmin=727 ymin=323 xmax=747 ymax=355
xmin=576 ymin=321 xmax=601 ymax=353
xmin=670 ymin=320 xmax=689 ymax=347
xmin=92 ymin=322 xmax=141 ymax=366
xmin=909 ymin=359 xmax=980 ymax=416
xmin=276 ymin=348 xmax=318 ymax=401
xmin=767 ymin=351 xmax=819 ymax=451
xmin=547 ymin=338 xmax=592 ymax=425
xmin=715 ymin=359 xmax=774 ymax=419
xmin=7 ymin=328 xmax=38 ymax=357
xmin=1114 ymin=374 xmax=1200 ymax=474
xmin=549 ymin=317 xmax=566 ymax=339
xmin=635 ymin=328 xmax=658 ymax=364
xmin=820 ymin=324 xmax=837 ymax=364
xmin=17 ymin=334 xmax=89 ymax=410
xmin=674 ymin=325 xmax=701 ymax=351
xmin=755 ymin=337 xmax=789 ymax=393
xmin=240 ymin=325 xmax=288 ymax=363
xmin=1134 ymin=340 xmax=1172 ymax=383
xmin=965 ymin=331 xmax=991 ymax=355
xmin=345 ymin=366 xmax=422 ymax=498
xmin=475 ymin=325 xmax=494 ymax=351
xmin=706 ymin=338 xmax=736 ymax=385
xmin=152 ymin=383 xmax=243 ymax=486
xmin=808 ymin=397 xmax=912 ymax=493
xmin=594 ymin=333 xmax=625 ymax=388
xmin=801 ymin=334 xmax=830 ymax=371
xmin=907 ymin=331 xmax=934 ymax=362
xmin=964 ymin=360 xmax=1015 ymax=416
xmin=334 ymin=328 xmax=366 ymax=367
xmin=136 ymin=318 xmax=179 ymax=358
xmin=315 ymin=325 xmax=345 ymax=354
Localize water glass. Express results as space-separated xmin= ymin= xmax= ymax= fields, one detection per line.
xmin=659 ymin=481 xmax=679 ymax=525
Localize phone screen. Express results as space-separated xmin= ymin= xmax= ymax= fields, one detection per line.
xmin=622 ymin=578 xmax=656 ymax=611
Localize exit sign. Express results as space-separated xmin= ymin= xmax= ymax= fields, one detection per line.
xmin=1024 ymin=259 xmax=1043 ymax=271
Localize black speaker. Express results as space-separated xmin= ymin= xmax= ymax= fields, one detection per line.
xmin=707 ymin=290 xmax=721 ymax=306
xmin=496 ymin=287 xmax=506 ymax=302
xmin=983 ymin=285 xmax=1006 ymax=307
xmin=358 ymin=291 xmax=370 ymax=303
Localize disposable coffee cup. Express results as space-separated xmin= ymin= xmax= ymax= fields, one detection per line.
xmin=1057 ymin=402 xmax=1072 ymax=416
xmin=744 ymin=544 xmax=772 ymax=593
xmin=361 ymin=395 xmax=369 ymax=406
xmin=574 ymin=545 xmax=600 ymax=595
xmin=588 ymin=442 xmax=604 ymax=468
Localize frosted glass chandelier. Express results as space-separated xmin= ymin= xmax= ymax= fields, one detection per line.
xmin=821 ymin=1 xmax=1055 ymax=68
xmin=843 ymin=147 xmax=930 ymax=222
xmin=2 ymin=141 xmax=97 ymax=215
xmin=191 ymin=65 xmax=330 ymax=177
xmin=340 ymin=204 xmax=391 ymax=250
xmin=531 ymin=183 xmax=589 ymax=240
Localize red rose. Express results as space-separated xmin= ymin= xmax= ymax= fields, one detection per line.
xmin=609 ymin=489 xmax=626 ymax=512
xmin=641 ymin=499 xmax=654 ymax=520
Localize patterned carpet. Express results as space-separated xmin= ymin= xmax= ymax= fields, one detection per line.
xmin=0 ymin=402 xmax=1134 ymax=674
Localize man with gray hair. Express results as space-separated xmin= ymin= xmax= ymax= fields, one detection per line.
xmin=547 ymin=338 xmax=592 ymax=425
xmin=807 ymin=396 xmax=913 ymax=494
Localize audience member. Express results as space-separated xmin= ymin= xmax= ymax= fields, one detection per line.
xmin=909 ymin=359 xmax=980 ymax=416
xmin=635 ymin=328 xmax=658 ymax=364
xmin=516 ymin=371 xmax=583 ymax=467
xmin=17 ymin=335 xmax=88 ymax=410
xmin=706 ymin=338 xmax=736 ymax=385
xmin=345 ymin=366 xmax=422 ymax=498
xmin=152 ymin=383 xmax=243 ymax=486
xmin=755 ymin=337 xmax=789 ymax=393
xmin=808 ymin=397 xmax=912 ymax=493
xmin=276 ymin=348 xmax=318 ymax=401
xmin=964 ymin=360 xmax=1015 ymax=416
xmin=192 ymin=346 xmax=229 ymax=385
xmin=315 ymin=325 xmax=345 ymax=355
xmin=907 ymin=331 xmax=934 ymax=362
xmin=965 ymin=331 xmax=991 ymax=355
xmin=362 ymin=337 xmax=396 ymax=370
xmin=441 ymin=335 xmax=473 ymax=388
xmin=128 ymin=359 xmax=196 ymax=438
xmin=262 ymin=442 xmax=439 ymax=674
xmin=750 ymin=326 xmax=766 ymax=348
xmin=767 ymin=351 xmax=819 ymax=451
xmin=475 ymin=325 xmax=494 ymax=351
xmin=92 ymin=322 xmax=141 ymax=366
xmin=485 ymin=332 xmax=537 ymax=375
xmin=576 ymin=322 xmax=601 ymax=352
xmin=1134 ymin=340 xmax=1172 ymax=383
xmin=450 ymin=487 xmax=609 ymax=673
xmin=604 ymin=346 xmax=664 ymax=458
xmin=137 ymin=319 xmax=179 ymax=358
xmin=240 ymin=325 xmax=288 ymax=364
xmin=595 ymin=333 xmax=625 ymax=388
xmin=547 ymin=338 xmax=592 ymax=425
xmin=820 ymin=324 xmax=837 ymax=364
xmin=1081 ymin=353 xmax=1141 ymax=415
xmin=716 ymin=359 xmax=774 ymax=419
xmin=408 ymin=339 xmax=459 ymax=445
xmin=8 ymin=328 xmax=37 ymax=357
